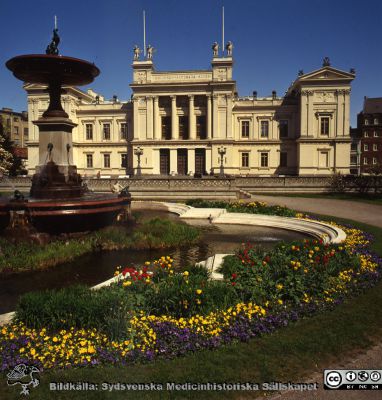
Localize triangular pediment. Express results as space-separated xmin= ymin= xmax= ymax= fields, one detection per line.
xmin=299 ymin=67 xmax=355 ymax=82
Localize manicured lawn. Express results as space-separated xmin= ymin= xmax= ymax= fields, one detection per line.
xmin=1 ymin=216 xmax=382 ymax=400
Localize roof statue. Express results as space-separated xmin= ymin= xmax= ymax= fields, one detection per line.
xmin=322 ymin=57 xmax=331 ymax=67
xmin=212 ymin=42 xmax=219 ymax=57
xmin=298 ymin=69 xmax=304 ymax=76
xmin=147 ymin=44 xmax=154 ymax=60
xmin=225 ymin=41 xmax=233 ymax=56
xmin=133 ymin=45 xmax=141 ymax=60
xmin=46 ymin=28 xmax=60 ymax=55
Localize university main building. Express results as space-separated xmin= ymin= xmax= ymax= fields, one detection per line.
xmin=25 ymin=44 xmax=355 ymax=177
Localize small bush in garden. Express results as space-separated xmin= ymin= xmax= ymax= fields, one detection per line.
xmin=15 ymin=285 xmax=131 ymax=339
xmin=186 ymin=199 xmax=296 ymax=217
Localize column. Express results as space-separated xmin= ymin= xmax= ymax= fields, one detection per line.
xmin=189 ymin=95 xmax=196 ymax=140
xmin=344 ymin=90 xmax=351 ymax=137
xmin=187 ymin=148 xmax=195 ymax=175
xmin=171 ymin=95 xmax=178 ymax=139
xmin=153 ymin=96 xmax=160 ymax=140
xmin=170 ymin=148 xmax=177 ymax=174
xmin=133 ymin=97 xmax=139 ymax=140
xmin=300 ymin=91 xmax=307 ymax=136
xmin=212 ymin=94 xmax=218 ymax=138
xmin=207 ymin=95 xmax=212 ymax=139
xmin=307 ymin=91 xmax=314 ymax=136
xmin=226 ymin=94 xmax=233 ymax=138
xmin=146 ymin=96 xmax=153 ymax=139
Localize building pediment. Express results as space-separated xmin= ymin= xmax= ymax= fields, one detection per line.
xmin=299 ymin=67 xmax=355 ymax=83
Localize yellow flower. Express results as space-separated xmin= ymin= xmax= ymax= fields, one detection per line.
xmin=183 ymin=271 xmax=189 ymax=276
xmin=123 ymin=281 xmax=132 ymax=287
xmin=276 ymin=284 xmax=283 ymax=290
xmin=277 ymin=299 xmax=283 ymax=305
xmin=196 ymin=289 xmax=202 ymax=295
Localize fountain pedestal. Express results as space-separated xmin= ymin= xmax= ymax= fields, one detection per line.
xmin=31 ymin=117 xmax=82 ymax=199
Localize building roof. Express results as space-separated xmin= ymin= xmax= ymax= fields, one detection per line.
xmin=363 ymin=97 xmax=382 ymax=114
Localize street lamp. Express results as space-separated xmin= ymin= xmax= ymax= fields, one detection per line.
xmin=218 ymin=146 xmax=226 ymax=178
xmin=134 ymin=146 xmax=143 ymax=177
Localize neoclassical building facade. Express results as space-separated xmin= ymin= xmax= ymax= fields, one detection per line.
xmin=25 ymin=48 xmax=355 ymax=177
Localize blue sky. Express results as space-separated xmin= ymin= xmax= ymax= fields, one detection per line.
xmin=1 ymin=0 xmax=381 ymax=127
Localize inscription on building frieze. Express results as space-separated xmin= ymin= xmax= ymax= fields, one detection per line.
xmin=152 ymin=73 xmax=212 ymax=82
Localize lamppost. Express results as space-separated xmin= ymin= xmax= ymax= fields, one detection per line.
xmin=218 ymin=146 xmax=226 ymax=178
xmin=134 ymin=146 xmax=143 ymax=177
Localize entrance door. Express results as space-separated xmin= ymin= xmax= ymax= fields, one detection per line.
xmin=177 ymin=149 xmax=188 ymax=175
xmin=160 ymin=149 xmax=170 ymax=175
xmin=195 ymin=149 xmax=206 ymax=176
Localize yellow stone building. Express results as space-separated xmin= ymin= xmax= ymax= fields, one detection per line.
xmin=25 ymin=47 xmax=355 ymax=177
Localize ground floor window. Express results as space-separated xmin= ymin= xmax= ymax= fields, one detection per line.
xmin=241 ymin=152 xmax=249 ymax=167
xmin=103 ymin=154 xmax=110 ymax=168
xmin=86 ymin=154 xmax=93 ymax=168
xmin=319 ymin=151 xmax=329 ymax=168
xmin=260 ymin=152 xmax=269 ymax=167
xmin=121 ymin=153 xmax=127 ymax=168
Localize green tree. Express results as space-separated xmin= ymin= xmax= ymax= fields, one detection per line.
xmin=0 ymin=116 xmax=26 ymax=176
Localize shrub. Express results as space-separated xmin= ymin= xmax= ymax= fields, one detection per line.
xmin=15 ymin=285 xmax=132 ymax=339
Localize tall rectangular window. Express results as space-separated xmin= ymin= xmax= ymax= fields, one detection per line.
xmin=364 ymin=131 xmax=369 ymax=137
xmin=14 ymin=126 xmax=19 ymax=136
xmin=364 ymin=157 xmax=368 ymax=165
xmin=280 ymin=152 xmax=288 ymax=167
xmin=86 ymin=124 xmax=93 ymax=140
xmin=196 ymin=116 xmax=206 ymax=139
xmin=161 ymin=116 xmax=171 ymax=140
xmin=241 ymin=152 xmax=249 ymax=167
xmin=374 ymin=131 xmax=379 ymax=137
xmin=241 ymin=121 xmax=250 ymax=138
xmin=279 ymin=120 xmax=288 ymax=138
xmin=364 ymin=144 xmax=369 ymax=151
xmin=178 ymin=116 xmax=189 ymax=140
xmin=24 ymin=128 xmax=28 ymax=137
xmin=121 ymin=154 xmax=127 ymax=168
xmin=103 ymin=123 xmax=110 ymax=140
xmin=121 ymin=123 xmax=128 ymax=140
xmin=319 ymin=151 xmax=329 ymax=168
xmin=373 ymin=144 xmax=378 ymax=151
xmin=261 ymin=121 xmax=269 ymax=138
xmin=320 ymin=117 xmax=330 ymax=135
xmin=86 ymin=154 xmax=93 ymax=168
xmin=104 ymin=154 xmax=110 ymax=168
xmin=373 ymin=157 xmax=377 ymax=165
xmin=260 ymin=152 xmax=269 ymax=167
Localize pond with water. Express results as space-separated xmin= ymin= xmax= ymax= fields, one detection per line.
xmin=0 ymin=210 xmax=309 ymax=313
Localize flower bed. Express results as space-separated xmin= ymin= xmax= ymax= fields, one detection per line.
xmin=1 ymin=204 xmax=381 ymax=372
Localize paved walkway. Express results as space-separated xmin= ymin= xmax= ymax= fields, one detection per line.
xmin=247 ymin=195 xmax=382 ymax=400
xmin=250 ymin=195 xmax=382 ymax=228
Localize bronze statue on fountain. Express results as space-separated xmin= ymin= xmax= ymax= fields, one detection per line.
xmin=3 ymin=26 xmax=131 ymax=234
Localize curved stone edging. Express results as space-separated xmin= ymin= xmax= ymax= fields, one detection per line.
xmin=157 ymin=203 xmax=346 ymax=244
